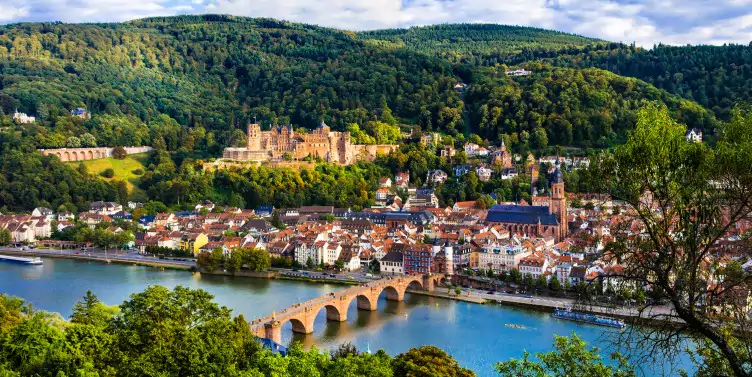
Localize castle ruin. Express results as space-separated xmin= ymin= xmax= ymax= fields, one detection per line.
xmin=223 ymin=122 xmax=398 ymax=165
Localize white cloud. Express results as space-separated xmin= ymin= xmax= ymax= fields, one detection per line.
xmin=3 ymin=0 xmax=751 ymax=46
xmin=0 ymin=5 xmax=29 ymax=22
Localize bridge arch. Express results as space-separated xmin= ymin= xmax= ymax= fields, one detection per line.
xmin=286 ymin=318 xmax=309 ymax=334
xmin=87 ymin=150 xmax=94 ymax=160
xmin=355 ymin=293 xmax=376 ymax=311
xmin=407 ymin=280 xmax=424 ymax=291
xmin=322 ymin=304 xmax=345 ymax=322
xmin=63 ymin=151 xmax=70 ymax=161
xmin=381 ymin=285 xmax=403 ymax=301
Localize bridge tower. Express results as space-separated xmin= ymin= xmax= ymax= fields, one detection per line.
xmin=264 ymin=312 xmax=282 ymax=344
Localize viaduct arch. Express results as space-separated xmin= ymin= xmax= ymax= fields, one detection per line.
xmin=37 ymin=146 xmax=153 ymax=162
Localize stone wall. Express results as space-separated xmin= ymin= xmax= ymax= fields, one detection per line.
xmin=354 ymin=144 xmax=400 ymax=162
xmin=39 ymin=146 xmax=153 ymax=162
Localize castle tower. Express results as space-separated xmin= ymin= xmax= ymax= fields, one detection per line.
xmin=247 ymin=123 xmax=261 ymax=151
xmin=549 ymin=159 xmax=567 ymax=241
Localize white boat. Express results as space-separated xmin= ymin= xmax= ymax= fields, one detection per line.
xmin=0 ymin=254 xmax=43 ymax=265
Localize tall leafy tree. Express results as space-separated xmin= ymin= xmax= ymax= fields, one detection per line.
xmin=589 ymin=104 xmax=752 ymax=377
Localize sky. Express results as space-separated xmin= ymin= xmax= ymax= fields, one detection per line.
xmin=1 ymin=0 xmax=751 ymax=47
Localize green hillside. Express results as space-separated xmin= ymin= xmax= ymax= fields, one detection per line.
xmin=73 ymin=154 xmax=149 ymax=200
xmin=358 ymin=23 xmax=600 ymax=64
xmin=0 ymin=15 xmax=747 ymax=211
xmin=0 ymin=15 xmax=721 ymax=148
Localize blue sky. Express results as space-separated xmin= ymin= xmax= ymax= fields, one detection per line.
xmin=1 ymin=0 xmax=750 ymax=46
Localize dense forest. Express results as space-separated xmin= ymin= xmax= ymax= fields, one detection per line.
xmin=0 ymin=15 xmax=729 ymax=144
xmin=465 ymin=64 xmax=717 ymax=147
xmin=0 ymin=15 xmax=748 ymax=211
xmin=357 ymin=24 xmax=600 ymax=64
xmin=365 ymin=26 xmax=752 ymax=121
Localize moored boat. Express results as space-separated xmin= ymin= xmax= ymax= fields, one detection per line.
xmin=552 ymin=308 xmax=625 ymax=329
xmin=0 ymin=254 xmax=43 ymax=265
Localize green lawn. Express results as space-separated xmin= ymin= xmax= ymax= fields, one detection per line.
xmin=71 ymin=153 xmax=149 ymax=201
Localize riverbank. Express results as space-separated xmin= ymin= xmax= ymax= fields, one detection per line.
xmin=407 ymin=289 xmax=486 ymax=304
xmin=1 ymin=249 xmax=670 ymax=324
xmin=0 ymin=250 xmax=192 ymax=270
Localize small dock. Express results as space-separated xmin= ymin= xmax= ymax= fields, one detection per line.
xmin=0 ymin=254 xmax=43 ymax=265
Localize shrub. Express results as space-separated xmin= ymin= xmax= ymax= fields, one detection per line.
xmin=100 ymin=168 xmax=115 ymax=178
xmin=132 ymin=168 xmax=144 ymax=175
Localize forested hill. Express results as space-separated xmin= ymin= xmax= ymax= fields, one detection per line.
xmin=542 ymin=44 xmax=752 ymax=120
xmin=0 ymin=14 xmax=725 ymax=148
xmin=359 ymin=25 xmax=752 ymax=120
xmin=357 ymin=24 xmax=600 ymax=64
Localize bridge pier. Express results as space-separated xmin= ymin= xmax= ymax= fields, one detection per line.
xmin=423 ymin=275 xmax=435 ymax=291
xmin=264 ymin=320 xmax=282 ymax=344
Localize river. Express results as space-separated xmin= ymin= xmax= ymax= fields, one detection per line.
xmin=0 ymin=258 xmax=693 ymax=376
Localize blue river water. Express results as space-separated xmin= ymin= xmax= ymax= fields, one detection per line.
xmin=0 ymin=258 xmax=694 ymax=376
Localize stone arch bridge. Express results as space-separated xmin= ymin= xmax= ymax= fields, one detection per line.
xmin=250 ymin=274 xmax=445 ymax=344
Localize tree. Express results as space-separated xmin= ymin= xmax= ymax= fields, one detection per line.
xmin=331 ymin=342 xmax=360 ymax=360
xmin=242 ymin=247 xmax=271 ymax=272
xmin=80 ymin=133 xmax=97 ymax=147
xmin=66 ymin=136 xmax=82 ymax=148
xmin=112 ymin=146 xmax=127 ymax=160
xmin=70 ymin=290 xmax=117 ymax=326
xmin=549 ymin=275 xmax=562 ymax=292
xmin=393 ymin=345 xmax=475 ymax=377
xmin=369 ymin=259 xmax=381 ymax=273
xmin=226 ymin=250 xmax=243 ymax=273
xmin=475 ymin=194 xmax=496 ymax=210
xmin=524 ymin=273 xmax=534 ymax=291
xmin=535 ymin=275 xmax=547 ymax=289
xmin=0 ymin=228 xmax=11 ymax=246
xmin=498 ymin=270 xmax=509 ymax=282
xmin=197 ymin=248 xmax=225 ymax=272
xmin=496 ymin=334 xmax=636 ymax=377
xmin=108 ymin=286 xmax=259 ymax=376
xmin=588 ymin=104 xmax=752 ymax=376
xmin=335 ymin=260 xmax=345 ymax=271
xmin=509 ymin=268 xmax=522 ymax=285
xmin=306 ymin=257 xmax=315 ymax=270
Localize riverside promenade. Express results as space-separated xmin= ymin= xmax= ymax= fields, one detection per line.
xmin=0 ymin=248 xmax=193 ymax=270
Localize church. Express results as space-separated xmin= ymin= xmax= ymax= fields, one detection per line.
xmin=485 ymin=163 xmax=568 ymax=242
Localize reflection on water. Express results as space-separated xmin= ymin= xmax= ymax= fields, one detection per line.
xmin=19 ymin=265 xmax=45 ymax=280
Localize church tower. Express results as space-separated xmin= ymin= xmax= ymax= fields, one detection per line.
xmin=549 ymin=160 xmax=568 ymax=241
xmin=247 ymin=123 xmax=261 ymax=151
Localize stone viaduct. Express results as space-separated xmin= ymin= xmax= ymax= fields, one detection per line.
xmin=250 ymin=274 xmax=445 ymax=344
xmin=38 ymin=146 xmax=152 ymax=162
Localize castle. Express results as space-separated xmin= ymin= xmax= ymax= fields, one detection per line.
xmin=223 ymin=122 xmax=398 ymax=165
